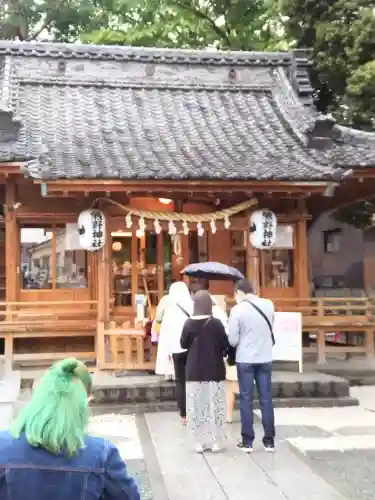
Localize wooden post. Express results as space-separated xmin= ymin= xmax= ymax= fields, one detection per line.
xmin=157 ymin=231 xmax=164 ymax=302
xmin=316 ymin=299 xmax=326 ymax=364
xmin=246 ymin=236 xmax=260 ymax=294
xmin=5 ymin=178 xmax=17 ymax=302
xmin=365 ymin=298 xmax=375 ymax=359
xmin=131 ymin=225 xmax=138 ymax=316
xmin=4 ymin=178 xmax=17 ymax=365
xmin=96 ymin=247 xmax=106 ymax=369
xmin=295 ymin=214 xmax=309 ymax=297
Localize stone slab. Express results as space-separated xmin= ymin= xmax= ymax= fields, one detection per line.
xmin=204 ymin=432 xmax=285 ymax=500
xmin=255 ymin=406 xmax=375 ymax=433
xmin=0 ymin=370 xmax=21 ymax=404
xmin=86 ymin=413 xmax=153 ymax=500
xmin=0 ymin=404 xmax=13 ymax=430
xmin=303 ymin=450 xmax=375 ymax=500
xmin=145 ymin=412 xmax=227 ymax=500
xmin=228 ymin=422 xmax=344 ymax=500
xmin=289 ymin=435 xmax=375 ymax=452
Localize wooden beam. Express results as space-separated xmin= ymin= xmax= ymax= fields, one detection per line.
xmin=5 ymin=178 xmax=18 ymax=302
xmin=37 ymin=179 xmax=329 ymax=195
xmin=0 ymin=163 xmax=24 ymax=177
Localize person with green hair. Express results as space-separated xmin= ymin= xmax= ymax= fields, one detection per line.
xmin=0 ymin=357 xmax=140 ymax=500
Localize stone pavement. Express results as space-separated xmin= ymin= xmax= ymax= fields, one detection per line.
xmin=89 ymin=386 xmax=375 ymax=500
xmin=3 ymin=385 xmax=375 ymax=499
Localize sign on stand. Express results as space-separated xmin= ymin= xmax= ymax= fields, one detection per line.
xmin=272 ymin=312 xmax=303 ymax=373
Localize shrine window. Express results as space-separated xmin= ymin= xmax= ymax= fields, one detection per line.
xmin=20 ymin=225 xmax=88 ymax=290
xmin=111 ymin=231 xmax=133 ymax=307
xmin=260 ymin=225 xmax=294 ymax=289
xmin=323 ymin=228 xmax=341 ymax=253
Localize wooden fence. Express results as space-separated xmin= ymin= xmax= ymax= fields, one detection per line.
xmin=0 ymin=300 xmax=97 ymax=365
xmin=97 ymin=321 xmax=156 ymax=371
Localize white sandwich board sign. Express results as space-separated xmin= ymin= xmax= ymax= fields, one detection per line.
xmin=272 ymin=312 xmax=303 ymax=373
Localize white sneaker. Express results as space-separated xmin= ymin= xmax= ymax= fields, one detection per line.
xmin=211 ymin=443 xmax=221 ymax=453
xmin=195 ymin=444 xmax=204 ymax=453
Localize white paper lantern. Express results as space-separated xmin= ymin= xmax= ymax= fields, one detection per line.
xmin=77 ymin=209 xmax=106 ymax=251
xmin=250 ymin=210 xmax=277 ymax=249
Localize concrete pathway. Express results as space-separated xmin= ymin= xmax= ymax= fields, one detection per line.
xmin=5 ymin=385 xmax=375 ymax=499
xmin=145 ymin=412 xmax=344 ymax=500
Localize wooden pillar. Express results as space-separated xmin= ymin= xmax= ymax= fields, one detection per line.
xmin=295 ymin=216 xmax=309 ymax=297
xmin=208 ymin=230 xmax=232 ymax=295
xmin=97 ymin=248 xmax=106 ymax=322
xmin=96 ymin=222 xmax=112 ymax=369
xmin=4 ymin=178 xmax=18 ymax=363
xmin=131 ymin=225 xmax=138 ymax=315
xmin=246 ymin=237 xmax=260 ymax=294
xmin=157 ymin=231 xmax=164 ymax=300
xmin=5 ymin=178 xmax=18 ymax=302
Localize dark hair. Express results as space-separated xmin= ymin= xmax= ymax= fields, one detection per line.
xmin=193 ymin=290 xmax=213 ymax=316
xmin=234 ymin=279 xmax=254 ymax=295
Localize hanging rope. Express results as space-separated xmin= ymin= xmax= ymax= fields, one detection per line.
xmin=93 ymin=197 xmax=258 ymax=222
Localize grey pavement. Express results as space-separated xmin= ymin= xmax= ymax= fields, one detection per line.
xmin=145 ymin=411 xmax=345 ymax=500
xmin=4 ymin=385 xmax=375 ymax=499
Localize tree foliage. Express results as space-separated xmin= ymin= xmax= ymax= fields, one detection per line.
xmin=0 ymin=0 xmax=107 ymax=41
xmin=82 ymin=0 xmax=289 ymax=51
xmin=279 ymin=0 xmax=375 ymax=130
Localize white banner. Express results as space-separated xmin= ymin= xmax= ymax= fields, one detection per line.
xmin=272 ymin=312 xmax=303 ymax=373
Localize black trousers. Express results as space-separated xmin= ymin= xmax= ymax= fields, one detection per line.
xmin=172 ymin=352 xmax=188 ymax=418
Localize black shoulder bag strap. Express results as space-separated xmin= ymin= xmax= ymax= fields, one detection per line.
xmin=244 ymin=299 xmax=275 ymax=345
xmin=191 ymin=317 xmax=211 ymax=347
xmin=176 ymin=303 xmax=190 ymax=317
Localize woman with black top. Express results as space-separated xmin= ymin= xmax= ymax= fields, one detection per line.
xmin=180 ymin=290 xmax=230 ymax=453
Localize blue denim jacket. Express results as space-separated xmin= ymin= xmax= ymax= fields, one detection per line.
xmin=0 ymin=431 xmax=140 ymax=500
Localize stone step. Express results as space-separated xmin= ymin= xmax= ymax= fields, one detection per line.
xmin=89 ymin=396 xmax=358 ymax=416
xmin=91 ymin=371 xmax=353 ymax=405
xmin=15 ymin=371 xmax=357 ymax=418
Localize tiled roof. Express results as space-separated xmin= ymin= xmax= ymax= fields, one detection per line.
xmin=0 ymin=41 xmax=373 ymax=181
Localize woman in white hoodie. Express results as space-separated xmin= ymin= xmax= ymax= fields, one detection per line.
xmin=156 ymin=281 xmax=193 ymax=424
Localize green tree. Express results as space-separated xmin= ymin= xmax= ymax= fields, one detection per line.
xmin=82 ymin=0 xmax=289 ymax=51
xmin=279 ymin=0 xmax=375 ymax=130
xmin=0 ymin=0 xmax=107 ymax=41
xmin=279 ymin=0 xmax=375 ymax=228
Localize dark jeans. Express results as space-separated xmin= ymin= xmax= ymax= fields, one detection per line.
xmin=172 ymin=352 xmax=188 ymax=418
xmin=236 ymin=362 xmax=275 ymax=445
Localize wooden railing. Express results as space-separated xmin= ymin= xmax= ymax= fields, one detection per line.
xmin=0 ymin=300 xmax=97 ymax=366
xmin=97 ymin=321 xmax=156 ymax=371
xmin=226 ymin=296 xmax=375 ymax=363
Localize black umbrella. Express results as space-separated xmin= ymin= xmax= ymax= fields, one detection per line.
xmin=181 ymin=262 xmax=244 ymax=281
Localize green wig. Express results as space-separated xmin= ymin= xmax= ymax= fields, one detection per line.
xmin=11 ymin=357 xmax=92 ymax=457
